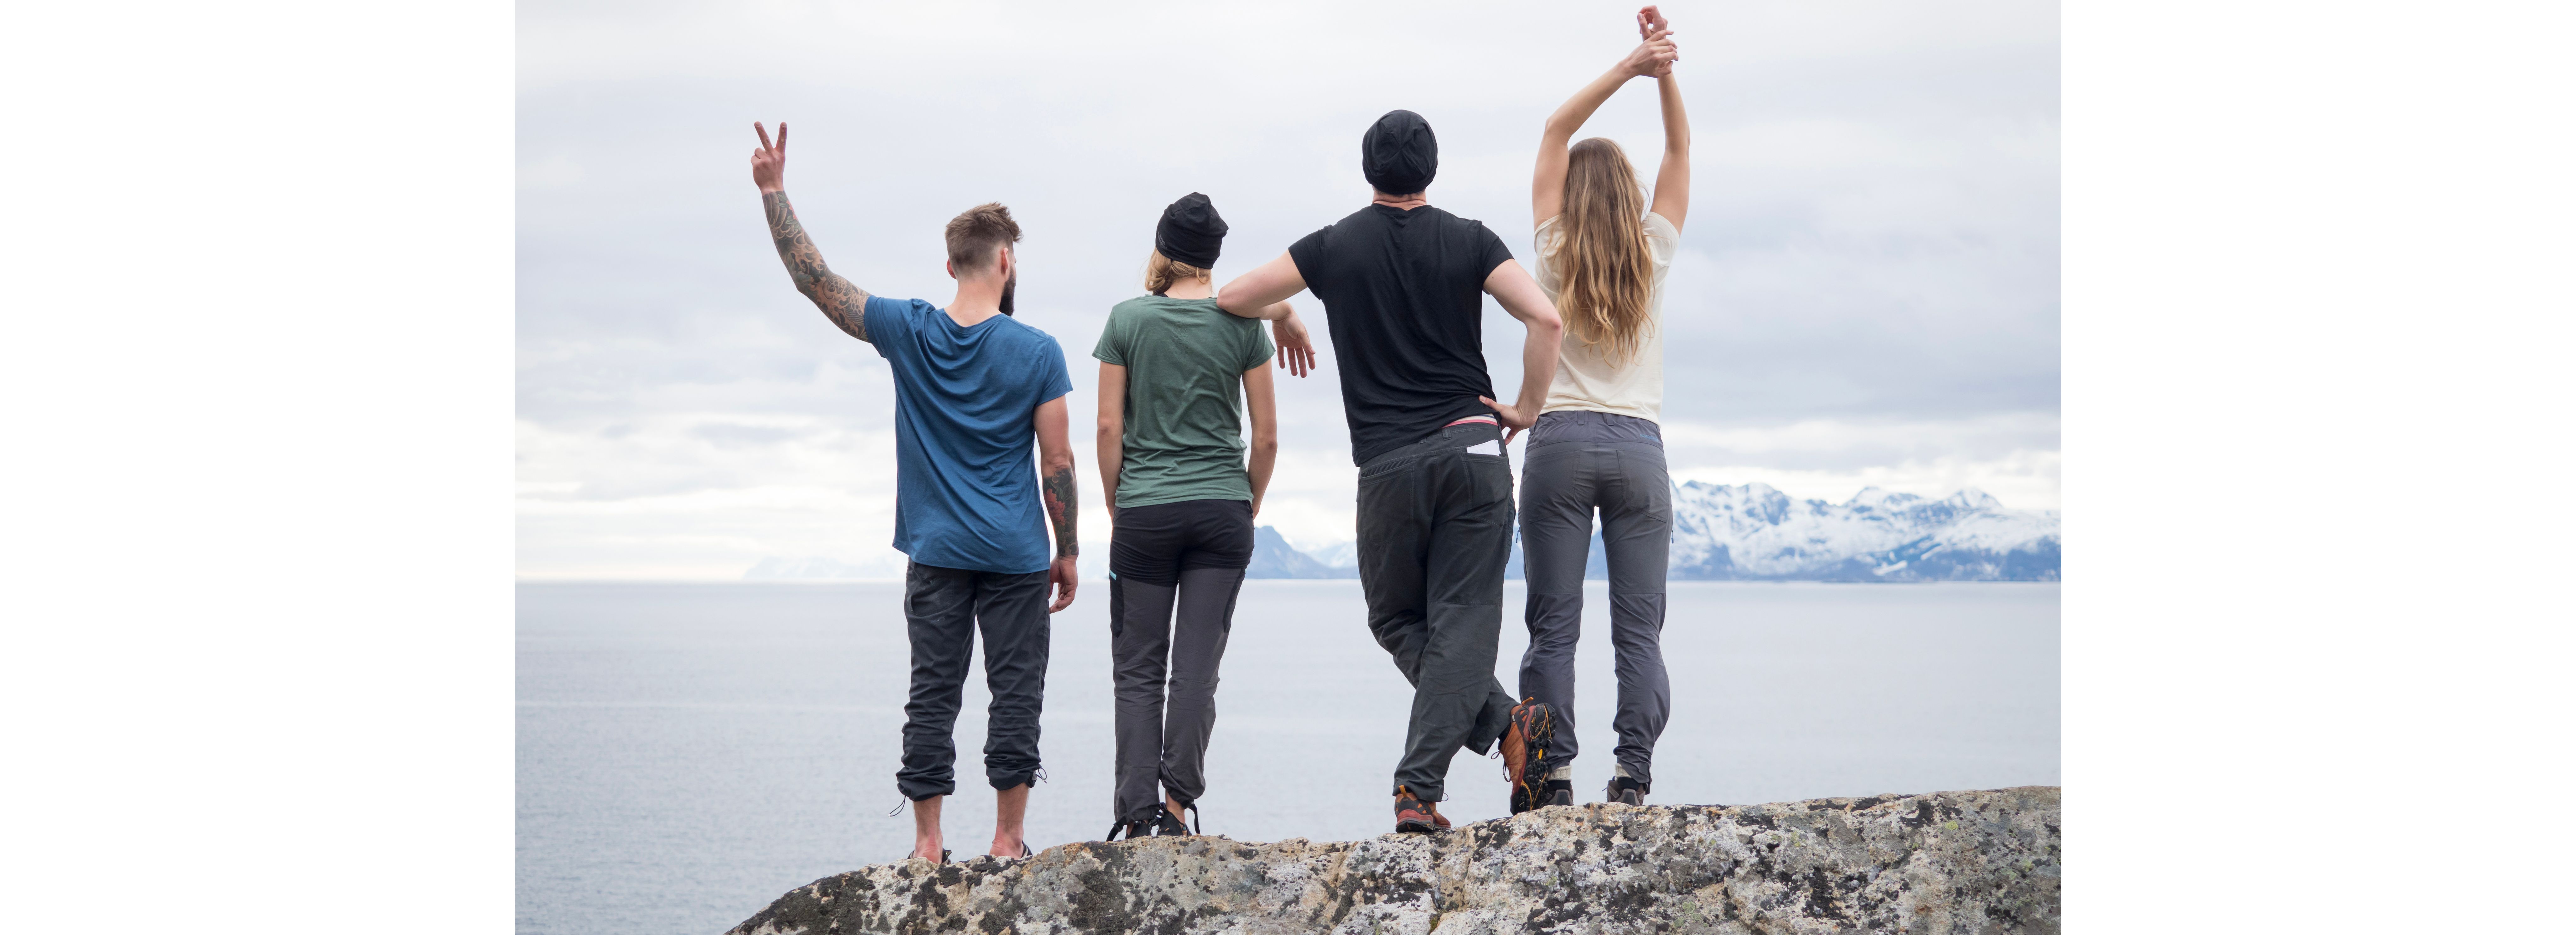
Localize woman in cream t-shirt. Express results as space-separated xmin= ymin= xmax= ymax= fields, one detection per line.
xmin=1507 ymin=5 xmax=1692 ymax=814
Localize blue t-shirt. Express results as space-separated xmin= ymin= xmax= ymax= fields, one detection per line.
xmin=865 ymin=296 xmax=1074 ymax=574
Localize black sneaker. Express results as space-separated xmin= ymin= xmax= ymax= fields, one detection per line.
xmin=1504 ymin=699 xmax=1557 ymax=815
xmin=1105 ymin=804 xmax=1163 ymax=841
xmin=1605 ymin=776 xmax=1647 ymax=806
xmin=1151 ymin=801 xmax=1192 ymax=837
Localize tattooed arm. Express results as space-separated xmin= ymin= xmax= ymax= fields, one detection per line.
xmin=1034 ymin=394 xmax=1080 ymax=612
xmin=749 ymin=121 xmax=871 ymax=342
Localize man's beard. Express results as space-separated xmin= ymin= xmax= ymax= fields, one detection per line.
xmin=998 ymin=272 xmax=1018 ymax=316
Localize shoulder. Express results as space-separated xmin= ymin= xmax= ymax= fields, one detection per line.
xmin=866 ymin=295 xmax=933 ymax=321
xmin=864 ymin=296 xmax=933 ymax=341
xmin=1642 ymin=212 xmax=1681 ymax=261
xmin=991 ymin=316 xmax=1062 ymax=353
xmin=1643 ymin=211 xmax=1680 ymax=241
xmin=1443 ymin=209 xmax=1506 ymax=244
xmin=1106 ymin=295 xmax=1158 ymax=323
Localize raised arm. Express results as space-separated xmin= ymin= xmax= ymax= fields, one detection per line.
xmin=749 ymin=122 xmax=872 ymax=342
xmin=1035 ymin=394 xmax=1080 ymax=612
xmin=1475 ymin=260 xmax=1566 ymax=444
xmin=1242 ymin=362 xmax=1279 ymax=517
xmin=1217 ymin=253 xmax=1319 ymax=377
xmin=1644 ymin=7 xmax=1692 ymax=229
xmin=1095 ymin=363 xmax=1127 ymax=520
xmin=1533 ymin=16 xmax=1679 ymax=225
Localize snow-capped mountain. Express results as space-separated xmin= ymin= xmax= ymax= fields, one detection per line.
xmin=1249 ymin=484 xmax=2058 ymax=582
xmin=1666 ymin=483 xmax=2057 ymax=581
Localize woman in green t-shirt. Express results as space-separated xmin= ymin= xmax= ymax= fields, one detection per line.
xmin=1091 ymin=193 xmax=1307 ymax=840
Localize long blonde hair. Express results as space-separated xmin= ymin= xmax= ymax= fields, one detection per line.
xmin=1545 ymin=137 xmax=1656 ymax=368
xmin=1143 ymin=250 xmax=1210 ymax=296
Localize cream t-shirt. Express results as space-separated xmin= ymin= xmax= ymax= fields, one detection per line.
xmin=1531 ymin=211 xmax=1679 ymax=421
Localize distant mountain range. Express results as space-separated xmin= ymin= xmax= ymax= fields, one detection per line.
xmin=1252 ymin=483 xmax=2059 ymax=582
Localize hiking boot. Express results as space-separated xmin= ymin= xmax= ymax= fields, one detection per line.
xmin=1503 ymin=699 xmax=1557 ymax=815
xmin=1394 ymin=785 xmax=1443 ymax=834
xmin=1605 ymin=776 xmax=1647 ymax=806
xmin=1544 ymin=779 xmax=1574 ymax=808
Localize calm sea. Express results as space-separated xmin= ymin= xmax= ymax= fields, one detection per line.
xmin=517 ymin=580 xmax=2059 ymax=934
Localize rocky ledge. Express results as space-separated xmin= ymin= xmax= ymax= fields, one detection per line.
xmin=727 ymin=786 xmax=2060 ymax=935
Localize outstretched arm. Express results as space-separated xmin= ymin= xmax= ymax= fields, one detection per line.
xmin=1533 ymin=15 xmax=1679 ymax=225
xmin=1035 ymin=394 xmax=1080 ymax=612
xmin=1217 ymin=253 xmax=1319 ymax=376
xmin=750 ymin=122 xmax=872 ymax=342
xmin=1476 ymin=260 xmax=1566 ymax=445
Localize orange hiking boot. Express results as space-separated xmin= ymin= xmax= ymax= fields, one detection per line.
xmin=1503 ymin=698 xmax=1557 ymax=815
xmin=1394 ymin=785 xmax=1444 ymax=834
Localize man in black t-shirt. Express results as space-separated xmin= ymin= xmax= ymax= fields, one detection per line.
xmin=1216 ymin=109 xmax=1569 ymax=832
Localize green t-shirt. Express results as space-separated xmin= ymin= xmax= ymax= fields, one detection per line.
xmin=1091 ymin=295 xmax=1275 ymax=509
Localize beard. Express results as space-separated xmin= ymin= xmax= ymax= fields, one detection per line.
xmin=998 ymin=271 xmax=1018 ymax=316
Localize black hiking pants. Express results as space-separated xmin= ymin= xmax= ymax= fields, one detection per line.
xmin=895 ymin=561 xmax=1052 ymax=801
xmin=1355 ymin=420 xmax=1520 ymax=802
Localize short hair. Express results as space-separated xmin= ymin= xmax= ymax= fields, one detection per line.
xmin=1142 ymin=249 xmax=1210 ymax=295
xmin=944 ymin=202 xmax=1022 ymax=276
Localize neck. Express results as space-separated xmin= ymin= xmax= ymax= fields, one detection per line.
xmin=946 ymin=277 xmax=1005 ymax=327
xmin=1160 ymin=277 xmax=1213 ymax=300
xmin=1371 ymin=190 xmax=1429 ymax=210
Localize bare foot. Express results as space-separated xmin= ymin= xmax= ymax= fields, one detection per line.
xmin=988 ymin=837 xmax=1031 ymax=859
xmin=909 ymin=839 xmax=944 ymax=862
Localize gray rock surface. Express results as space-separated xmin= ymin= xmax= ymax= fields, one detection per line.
xmin=726 ymin=787 xmax=2060 ymax=935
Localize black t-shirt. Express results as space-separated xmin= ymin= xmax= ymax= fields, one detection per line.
xmin=1289 ymin=204 xmax=1515 ymax=465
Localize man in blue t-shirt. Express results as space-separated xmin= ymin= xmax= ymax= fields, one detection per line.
xmin=747 ymin=123 xmax=1078 ymax=863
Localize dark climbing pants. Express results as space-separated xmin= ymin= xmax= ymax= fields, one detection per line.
xmin=1107 ymin=498 xmax=1254 ymax=819
xmin=1356 ymin=420 xmax=1520 ymax=802
xmin=1515 ymin=410 xmax=1673 ymax=788
xmin=895 ymin=561 xmax=1052 ymax=801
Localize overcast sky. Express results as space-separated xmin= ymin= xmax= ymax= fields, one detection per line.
xmin=516 ymin=0 xmax=2059 ymax=580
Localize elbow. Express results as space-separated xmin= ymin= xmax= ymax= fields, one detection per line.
xmin=1251 ymin=432 xmax=1279 ymax=456
xmin=1043 ymin=451 xmax=1077 ymax=477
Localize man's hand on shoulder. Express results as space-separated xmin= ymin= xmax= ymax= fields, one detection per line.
xmin=1271 ymin=305 xmax=1318 ymax=378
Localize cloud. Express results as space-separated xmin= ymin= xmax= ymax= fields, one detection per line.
xmin=515 ymin=0 xmax=2058 ymax=578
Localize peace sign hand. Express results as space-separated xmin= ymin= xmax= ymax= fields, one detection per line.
xmin=751 ymin=122 xmax=788 ymax=193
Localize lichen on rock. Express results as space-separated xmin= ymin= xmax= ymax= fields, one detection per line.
xmin=726 ymin=786 xmax=2061 ymax=935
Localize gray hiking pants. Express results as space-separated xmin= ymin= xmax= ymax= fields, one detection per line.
xmin=1108 ymin=498 xmax=1254 ymax=819
xmin=1356 ymin=420 xmax=1520 ymax=802
xmin=1516 ymin=410 xmax=1672 ymax=789
xmin=896 ymin=561 xmax=1052 ymax=801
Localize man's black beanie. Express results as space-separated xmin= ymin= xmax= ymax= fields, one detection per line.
xmin=1155 ymin=192 xmax=1228 ymax=268
xmin=1361 ymin=110 xmax=1438 ymax=196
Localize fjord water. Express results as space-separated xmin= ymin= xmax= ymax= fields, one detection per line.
xmin=517 ymin=581 xmax=2058 ymax=935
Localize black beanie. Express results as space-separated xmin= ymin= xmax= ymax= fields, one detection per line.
xmin=1361 ymin=110 xmax=1438 ymax=196
xmin=1154 ymin=192 xmax=1228 ymax=269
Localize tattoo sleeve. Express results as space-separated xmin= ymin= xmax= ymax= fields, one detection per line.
xmin=763 ymin=191 xmax=873 ymax=342
xmin=1042 ymin=465 xmax=1079 ymax=558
